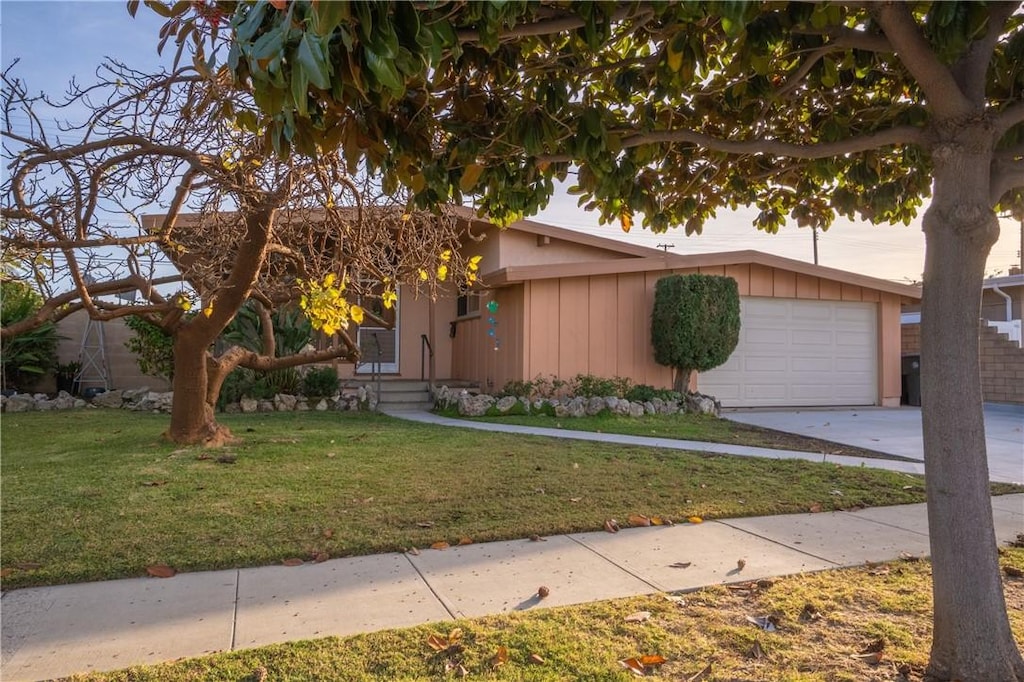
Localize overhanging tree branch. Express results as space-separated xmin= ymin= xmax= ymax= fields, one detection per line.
xmin=952 ymin=2 xmax=1019 ymax=102
xmin=872 ymin=3 xmax=973 ymax=117
xmin=538 ymin=125 xmax=924 ymax=163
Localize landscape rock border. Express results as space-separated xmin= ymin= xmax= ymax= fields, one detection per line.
xmin=433 ymin=385 xmax=721 ymax=418
xmin=0 ymin=384 xmax=378 ymax=414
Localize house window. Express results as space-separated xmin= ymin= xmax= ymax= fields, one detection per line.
xmin=457 ymin=291 xmax=481 ymax=317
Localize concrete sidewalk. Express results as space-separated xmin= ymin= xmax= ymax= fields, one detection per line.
xmin=3 ymin=495 xmax=1022 ymax=681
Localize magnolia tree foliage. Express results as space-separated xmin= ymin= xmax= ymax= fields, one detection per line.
xmin=651 ymin=274 xmax=740 ymax=394
xmin=149 ymin=1 xmax=1024 ymax=678
xmin=0 ymin=60 xmax=476 ymax=444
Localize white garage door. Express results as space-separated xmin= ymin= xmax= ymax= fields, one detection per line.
xmin=698 ymin=297 xmax=878 ymax=407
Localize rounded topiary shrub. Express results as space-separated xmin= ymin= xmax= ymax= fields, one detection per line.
xmin=651 ymin=274 xmax=740 ymax=393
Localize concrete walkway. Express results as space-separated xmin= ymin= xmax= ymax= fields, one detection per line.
xmin=2 ymin=410 xmax=1021 ymax=681
xmin=391 ymin=409 xmax=928 ymax=476
xmin=3 ymin=495 xmax=1022 ymax=681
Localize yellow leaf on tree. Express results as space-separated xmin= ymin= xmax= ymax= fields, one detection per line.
xmin=350 ymin=305 xmax=364 ymax=324
xmin=440 ymin=249 xmax=452 ymax=262
xmin=203 ymin=305 xmax=213 ymax=318
xmin=437 ymin=264 xmax=448 ymax=281
xmin=419 ymin=269 xmax=428 ymax=281
xmin=382 ymin=289 xmax=397 ymax=309
xmin=620 ymin=212 xmax=633 ymax=233
xmin=323 ymin=272 xmax=337 ymax=287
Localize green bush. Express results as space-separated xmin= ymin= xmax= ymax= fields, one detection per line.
xmin=569 ymin=373 xmax=630 ymax=398
xmin=1 ymin=280 xmax=60 ymax=391
xmin=302 ymin=366 xmax=340 ymax=397
xmin=499 ymin=379 xmax=533 ymax=398
xmin=124 ymin=315 xmax=177 ymax=381
xmin=651 ymin=274 xmax=740 ymax=393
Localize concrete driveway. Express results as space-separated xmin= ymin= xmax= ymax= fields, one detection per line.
xmin=725 ymin=404 xmax=1024 ymax=485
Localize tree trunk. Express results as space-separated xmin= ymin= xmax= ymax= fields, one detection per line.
xmin=165 ymin=331 xmax=233 ymax=446
xmin=921 ymin=133 xmax=1024 ymax=681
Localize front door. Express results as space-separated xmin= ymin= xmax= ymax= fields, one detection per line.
xmin=356 ymin=283 xmax=399 ymax=374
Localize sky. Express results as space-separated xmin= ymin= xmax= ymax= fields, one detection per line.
xmin=2 ymin=1 xmax=1022 ymax=284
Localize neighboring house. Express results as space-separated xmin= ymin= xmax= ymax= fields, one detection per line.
xmin=901 ymin=270 xmax=1024 ymax=405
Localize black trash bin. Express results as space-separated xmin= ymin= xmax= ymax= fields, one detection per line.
xmin=901 ymin=355 xmax=921 ymax=406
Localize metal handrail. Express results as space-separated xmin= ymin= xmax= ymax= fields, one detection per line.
xmin=420 ymin=334 xmax=435 ymax=394
xmin=370 ymin=332 xmax=382 ymax=411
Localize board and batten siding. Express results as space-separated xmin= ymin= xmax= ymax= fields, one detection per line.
xmin=452 ymin=263 xmax=903 ymax=406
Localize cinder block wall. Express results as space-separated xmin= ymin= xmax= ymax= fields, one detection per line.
xmin=979 ymin=324 xmax=1024 ymax=404
xmin=901 ymin=322 xmax=1023 ymax=404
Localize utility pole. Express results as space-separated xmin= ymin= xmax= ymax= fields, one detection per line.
xmin=656 ymin=243 xmax=675 ymax=253
xmin=812 ymin=227 xmax=819 ymax=265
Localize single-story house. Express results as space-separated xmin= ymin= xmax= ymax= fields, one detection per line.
xmin=344 ymin=208 xmax=921 ymax=408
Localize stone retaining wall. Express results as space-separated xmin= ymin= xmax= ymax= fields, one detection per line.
xmin=435 ymin=385 xmax=721 ymax=418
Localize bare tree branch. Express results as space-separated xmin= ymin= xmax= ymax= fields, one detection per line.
xmin=792 ymin=24 xmax=893 ymax=53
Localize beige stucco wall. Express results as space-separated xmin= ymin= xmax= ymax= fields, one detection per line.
xmin=452 ymin=263 xmax=905 ymax=406
xmin=55 ymin=310 xmax=171 ymax=391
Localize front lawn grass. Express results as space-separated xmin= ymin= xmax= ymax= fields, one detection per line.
xmin=69 ymin=549 xmax=1024 ymax=681
xmin=1 ymin=411 xmax=1014 ymax=589
xmin=443 ymin=409 xmax=908 ymax=461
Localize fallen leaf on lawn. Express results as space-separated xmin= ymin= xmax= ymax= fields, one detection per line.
xmin=798 ymin=603 xmax=821 ymax=622
xmin=407 ymin=547 xmax=421 ymax=556
xmin=860 ymin=637 xmax=886 ymax=654
xmin=326 ymin=453 xmax=336 ymax=458
xmin=1003 ymin=565 xmax=1023 ymax=578
xmin=416 ymin=521 xmax=435 ymax=528
xmin=640 ymin=655 xmax=666 ymax=667
xmin=829 ymin=489 xmax=844 ymax=496
xmin=195 ymin=454 xmax=212 ymax=461
xmin=628 ymin=513 xmax=651 ymax=527
xmin=687 ymin=516 xmax=703 ymax=524
xmin=747 ymin=640 xmax=766 ymax=660
xmin=448 ymin=627 xmax=464 ymax=644
xmin=13 ymin=562 xmax=42 ymax=570
xmin=728 ymin=581 xmax=757 ymax=592
xmin=457 ymin=537 xmax=473 ymax=546
xmin=664 ymin=594 xmax=687 ymax=605
xmin=361 ymin=497 xmax=374 ymax=503
xmin=899 ymin=552 xmax=921 ymax=562
xmin=650 ymin=515 xmax=673 ymax=526
xmin=570 ymin=497 xmax=582 ymax=503
xmin=604 ymin=519 xmax=621 ymax=533
xmin=490 ymin=646 xmax=509 ymax=668
xmin=322 ymin=528 xmax=334 ymax=539
xmin=685 ymin=663 xmax=712 ymax=681
xmin=312 ymin=552 xmax=329 ymax=563
xmin=669 ymin=562 xmax=692 ymax=569
xmin=624 ymin=611 xmax=651 ymax=623
xmin=746 ymin=615 xmax=779 ymax=632
xmin=0 ymin=569 xmax=13 ymax=578
xmin=282 ymin=558 xmax=304 ymax=567
xmin=141 ymin=480 xmax=167 ymax=487
xmin=737 ymin=558 xmax=747 ymax=571
xmin=431 ymin=541 xmax=450 ymax=550
xmin=618 ymin=658 xmax=646 ymax=676
xmin=853 ymin=651 xmax=884 ymax=664
xmin=528 ymin=653 xmax=545 ymax=665
xmin=529 ymin=534 xmax=547 ymax=542
xmin=808 ymin=502 xmax=823 ymax=513
xmin=537 ymin=585 xmax=550 ymax=599
xmin=146 ymin=564 xmax=176 ymax=578
xmin=426 ymin=633 xmax=449 ymax=651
